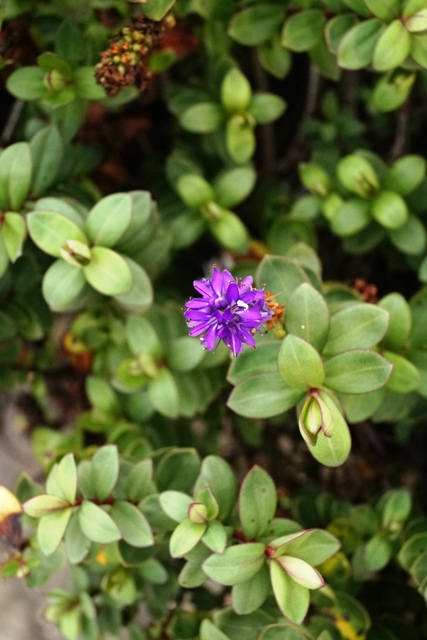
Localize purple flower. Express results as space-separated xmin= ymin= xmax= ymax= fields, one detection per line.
xmin=184 ymin=267 xmax=273 ymax=357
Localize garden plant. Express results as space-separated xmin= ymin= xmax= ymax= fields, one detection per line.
xmin=1 ymin=0 xmax=427 ymax=639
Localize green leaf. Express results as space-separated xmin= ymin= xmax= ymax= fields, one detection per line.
xmin=213 ymin=166 xmax=256 ymax=208
xmin=405 ymin=7 xmax=427 ymax=31
xmin=282 ymin=10 xmax=326 ymax=52
xmin=195 ymin=455 xmax=238 ymax=521
xmin=83 ymin=247 xmax=132 ymax=296
xmin=225 ymin=117 xmax=256 ymax=164
xmin=29 ymin=126 xmax=64 ymax=197
xmin=331 ymin=199 xmax=371 ymax=236
xmin=256 ymin=255 xmax=315 ymax=306
xmin=27 ymin=211 xmax=87 ymax=257
xmin=154 ymin=447 xmax=200 ymax=493
xmin=340 ymin=389 xmax=385 ymax=423
xmin=272 ymin=529 xmax=340 ymax=565
xmin=372 ymin=20 xmax=411 ymax=71
xmin=148 ymin=367 xmax=180 ymax=418
xmin=258 ymin=36 xmax=291 ymax=79
xmin=110 ymin=501 xmax=154 ymax=547
xmin=278 ymin=335 xmax=325 ymax=391
xmin=0 ymin=142 xmax=32 ymax=210
xmin=342 ymin=0 xmax=371 ymax=17
xmin=74 ymin=66 xmax=106 ymax=100
xmin=324 ymin=350 xmax=393 ymax=394
xmin=202 ymin=520 xmax=227 ymax=554
xmin=2 ymin=212 xmax=26 ymax=261
xmin=0 ymin=239 xmax=9 ymax=280
xmin=137 ymin=0 xmax=176 ymax=20
xmin=227 ymin=340 xmax=281 ymax=385
xmin=248 ymin=93 xmax=286 ymax=124
xmin=49 ymin=452 xmax=77 ymax=503
xmin=159 ymin=490 xmax=193 ymax=522
xmin=323 ymin=304 xmax=389 ymax=356
xmin=388 ymin=213 xmax=426 ymax=255
xmin=6 ymin=67 xmax=45 ymax=101
xmin=203 ymin=543 xmax=265 ymax=586
xmin=372 ymin=191 xmax=408 ymax=229
xmin=410 ymin=32 xmax=427 ymax=66
xmin=85 ymin=193 xmax=133 ymax=247
xmin=200 ymin=619 xmax=231 ymax=640
xmin=65 ymin=513 xmax=91 ymax=564
xmin=170 ymin=518 xmax=206 ymax=557
xmin=180 ymin=103 xmax=224 ymax=133
xmin=221 ymin=68 xmax=252 ymax=112
xmin=208 ymin=207 xmax=249 ymax=252
xmin=126 ymin=315 xmax=161 ymax=358
xmin=37 ymin=508 xmax=73 ymax=555
xmin=325 ymin=15 xmax=359 ymax=55
xmin=90 ymin=445 xmax=119 ymax=501
xmin=373 ymin=69 xmax=416 ymax=113
xmin=126 ymin=459 xmax=153 ymax=503
xmin=228 ymin=6 xmax=285 ymax=45
xmin=398 ymin=532 xmax=427 ymax=570
xmin=275 ymin=555 xmax=324 ymax=589
xmin=42 ymin=260 xmax=89 ymax=312
xmin=381 ymin=489 xmax=412 ymax=526
xmin=285 ymin=283 xmax=330 ymax=351
xmin=55 ymin=20 xmax=85 ymax=64
xmin=383 ymin=351 xmax=420 ymax=393
xmin=78 ymin=500 xmax=121 ymax=543
xmin=239 ymin=466 xmax=277 ymax=540
xmin=113 ymin=257 xmax=153 ymax=313
xmin=363 ymin=534 xmax=391 ymax=571
xmin=383 ymin=155 xmax=426 ymax=195
xmin=23 ymin=494 xmax=71 ymax=518
xmin=337 ymin=19 xmax=385 ymax=69
xmin=232 ymin=564 xmax=270 ymax=614
xmin=409 ymin=288 xmax=427 ymax=349
xmin=227 ymin=372 xmax=304 ymax=418
xmin=364 ymin=0 xmax=400 ymax=21
xmin=270 ymin=559 xmax=309 ymax=625
xmin=177 ymin=174 xmax=214 ymax=208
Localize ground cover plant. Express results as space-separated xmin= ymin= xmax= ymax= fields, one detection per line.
xmin=1 ymin=0 xmax=427 ymax=638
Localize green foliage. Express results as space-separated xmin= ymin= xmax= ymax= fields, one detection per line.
xmin=1 ymin=0 xmax=427 ymax=638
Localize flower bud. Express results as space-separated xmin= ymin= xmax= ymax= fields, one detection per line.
xmin=188 ymin=502 xmax=208 ymax=524
xmin=44 ymin=69 xmax=67 ymax=92
xmin=60 ymin=240 xmax=91 ymax=267
xmin=300 ymin=162 xmax=331 ymax=198
xmin=337 ymin=154 xmax=379 ymax=198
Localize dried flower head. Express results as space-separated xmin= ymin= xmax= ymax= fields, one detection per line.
xmin=95 ymin=13 xmax=175 ymax=97
xmin=184 ymin=267 xmax=273 ymax=357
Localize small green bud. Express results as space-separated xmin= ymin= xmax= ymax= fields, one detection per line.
xmin=60 ymin=240 xmax=91 ymax=267
xmin=43 ymin=69 xmax=66 ymax=92
xmin=134 ymin=352 xmax=158 ymax=379
xmin=188 ymin=502 xmax=208 ymax=524
xmin=337 ymin=154 xmax=380 ymax=198
xmin=300 ymin=163 xmax=331 ymax=198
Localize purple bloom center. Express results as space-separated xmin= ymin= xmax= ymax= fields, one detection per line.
xmin=184 ymin=267 xmax=272 ymax=357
